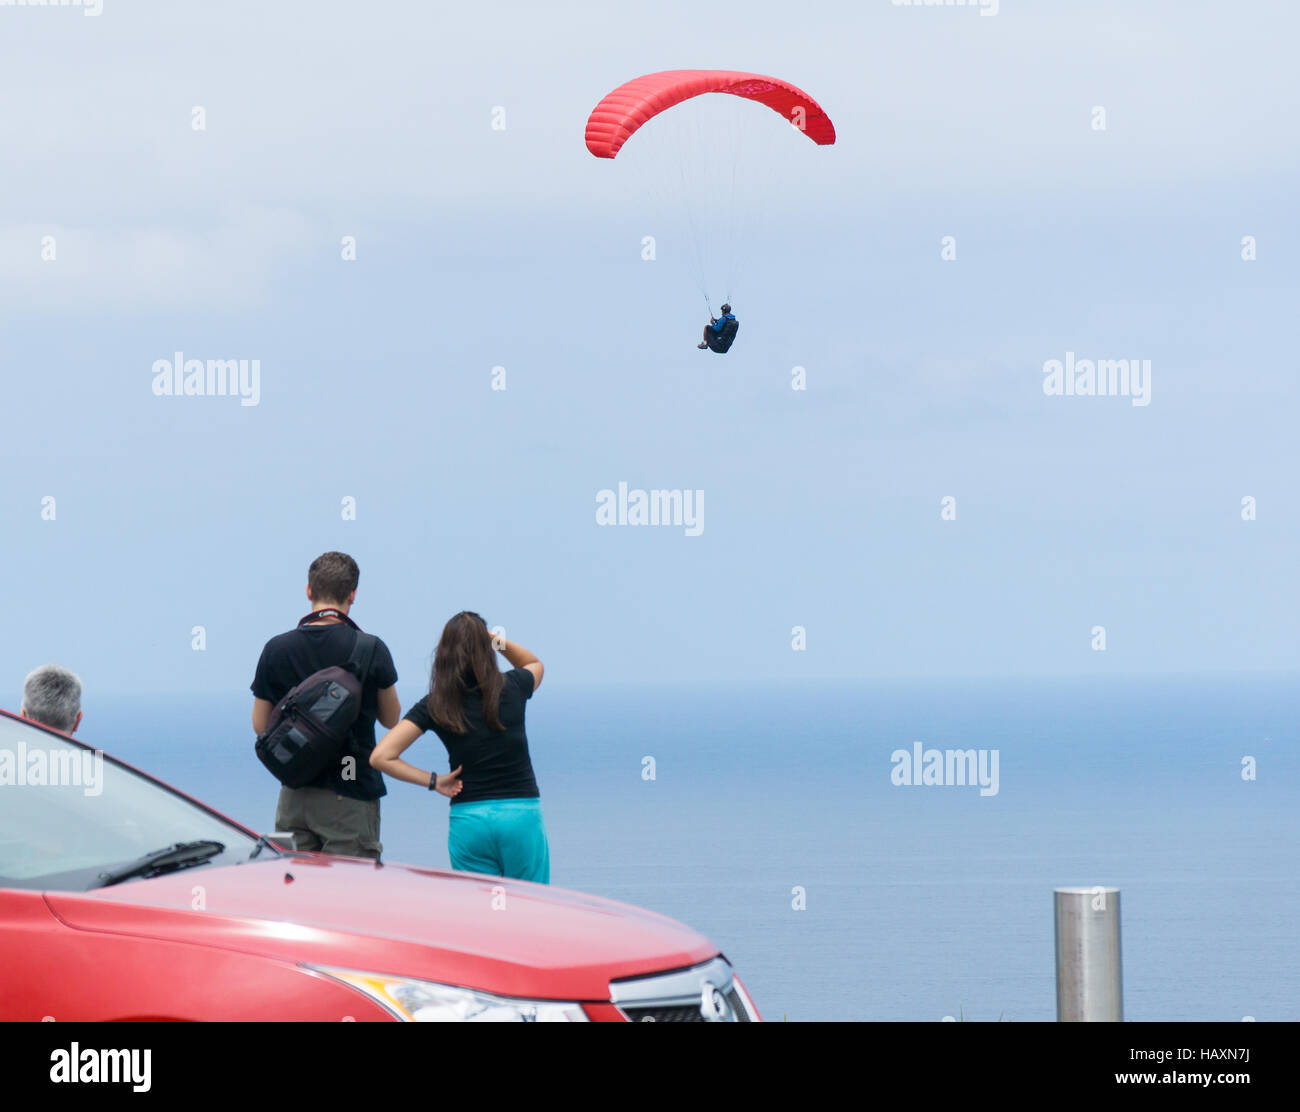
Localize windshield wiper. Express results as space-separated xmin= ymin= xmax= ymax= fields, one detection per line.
xmin=96 ymin=840 xmax=226 ymax=888
xmin=248 ymin=833 xmax=286 ymax=860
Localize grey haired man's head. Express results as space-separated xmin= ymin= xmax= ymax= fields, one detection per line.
xmin=21 ymin=664 xmax=83 ymax=734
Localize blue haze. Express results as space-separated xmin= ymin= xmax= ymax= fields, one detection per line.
xmin=1 ymin=0 xmax=1298 ymax=689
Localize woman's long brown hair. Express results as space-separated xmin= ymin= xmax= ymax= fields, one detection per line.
xmin=427 ymin=611 xmax=504 ymax=734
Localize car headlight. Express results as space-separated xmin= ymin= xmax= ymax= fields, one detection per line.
xmin=308 ymin=966 xmax=589 ymax=1022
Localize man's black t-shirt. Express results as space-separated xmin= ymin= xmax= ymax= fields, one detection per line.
xmin=251 ymin=622 xmax=398 ymax=801
xmin=404 ymin=667 xmax=539 ymax=805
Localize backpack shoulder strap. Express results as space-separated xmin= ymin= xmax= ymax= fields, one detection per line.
xmin=346 ymin=631 xmax=379 ymax=684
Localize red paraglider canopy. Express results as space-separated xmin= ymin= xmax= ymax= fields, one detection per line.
xmin=585 ymin=69 xmax=836 ymax=159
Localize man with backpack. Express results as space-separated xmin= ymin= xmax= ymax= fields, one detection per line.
xmin=251 ymin=552 xmax=400 ymax=859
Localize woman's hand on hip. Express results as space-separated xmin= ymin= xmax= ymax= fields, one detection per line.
xmin=434 ymin=765 xmax=464 ymax=798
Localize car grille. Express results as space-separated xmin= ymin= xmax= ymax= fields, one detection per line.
xmin=622 ymin=987 xmax=751 ymax=1023
xmin=624 ymin=1004 xmax=704 ymax=1023
xmin=609 ymin=958 xmax=755 ymax=1022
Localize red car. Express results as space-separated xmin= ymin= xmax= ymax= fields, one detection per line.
xmin=0 ymin=709 xmax=758 ymax=1022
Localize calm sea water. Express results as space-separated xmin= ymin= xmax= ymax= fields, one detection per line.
xmin=84 ymin=674 xmax=1297 ymax=1021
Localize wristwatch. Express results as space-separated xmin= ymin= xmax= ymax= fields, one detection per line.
xmin=427 ymin=772 xmax=438 ymax=791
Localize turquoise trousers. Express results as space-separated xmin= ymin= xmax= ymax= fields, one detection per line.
xmin=448 ymin=797 xmax=550 ymax=884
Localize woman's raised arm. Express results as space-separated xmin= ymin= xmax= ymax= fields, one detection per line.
xmin=494 ymin=635 xmax=543 ymax=691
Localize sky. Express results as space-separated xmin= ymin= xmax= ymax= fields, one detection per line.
xmin=1 ymin=0 xmax=1297 ymax=697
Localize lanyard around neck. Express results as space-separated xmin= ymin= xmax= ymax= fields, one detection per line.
xmin=298 ymin=608 xmax=360 ymax=630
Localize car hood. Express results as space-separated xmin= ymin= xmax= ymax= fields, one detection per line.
xmin=44 ymin=855 xmax=719 ymax=1002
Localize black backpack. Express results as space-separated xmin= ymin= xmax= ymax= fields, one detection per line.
xmin=715 ymin=317 xmax=739 ymax=352
xmin=254 ymin=631 xmax=378 ymax=789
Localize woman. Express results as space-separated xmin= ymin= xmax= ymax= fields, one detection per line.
xmin=370 ymin=613 xmax=549 ymax=883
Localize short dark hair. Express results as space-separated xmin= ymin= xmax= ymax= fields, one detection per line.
xmin=308 ymin=551 xmax=360 ymax=605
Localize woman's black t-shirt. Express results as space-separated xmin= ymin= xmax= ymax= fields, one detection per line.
xmin=404 ymin=667 xmax=539 ymax=805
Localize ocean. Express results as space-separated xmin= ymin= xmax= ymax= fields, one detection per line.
xmin=85 ymin=674 xmax=1297 ymax=1021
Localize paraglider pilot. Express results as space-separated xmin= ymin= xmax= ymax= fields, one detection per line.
xmin=698 ymin=304 xmax=738 ymax=353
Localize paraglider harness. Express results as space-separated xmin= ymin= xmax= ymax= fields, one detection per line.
xmin=705 ymin=311 xmax=739 ymax=354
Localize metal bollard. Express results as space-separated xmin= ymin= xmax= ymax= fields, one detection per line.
xmin=1054 ymin=886 xmax=1123 ymax=1021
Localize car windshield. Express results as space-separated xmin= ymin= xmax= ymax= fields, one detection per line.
xmin=0 ymin=714 xmax=259 ymax=891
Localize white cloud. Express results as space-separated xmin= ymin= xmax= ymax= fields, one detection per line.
xmin=0 ymin=207 xmax=313 ymax=314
